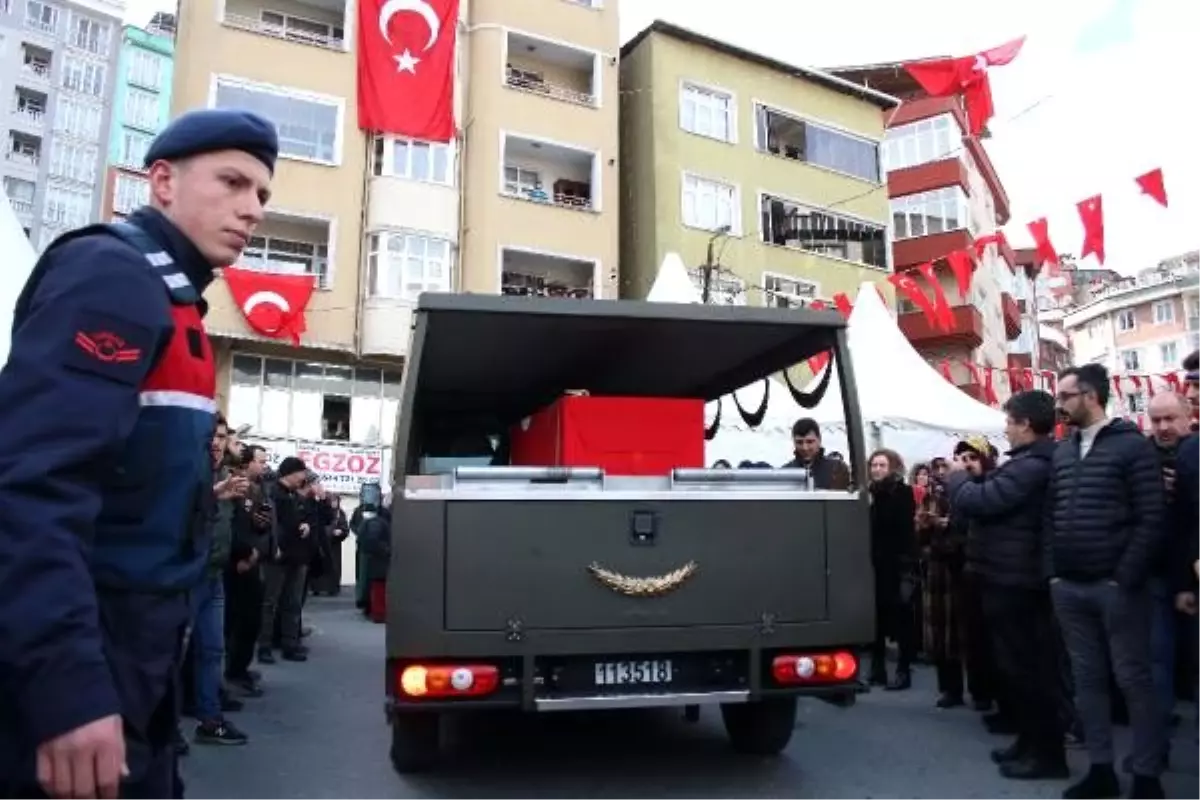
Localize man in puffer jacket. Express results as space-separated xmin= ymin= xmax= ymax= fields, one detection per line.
xmin=946 ymin=392 xmax=1065 ymax=780
xmin=1045 ymin=364 xmax=1167 ymax=800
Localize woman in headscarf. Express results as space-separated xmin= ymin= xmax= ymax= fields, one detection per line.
xmin=867 ymin=448 xmax=917 ymax=691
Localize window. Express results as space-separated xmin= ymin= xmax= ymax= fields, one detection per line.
xmin=213 ymin=78 xmax=340 ymax=164
xmin=1120 ymin=349 xmax=1140 ymax=372
xmin=1152 ymin=300 xmax=1175 ymax=325
xmin=123 ymin=88 xmax=160 ymax=132
xmin=54 ymin=96 xmax=102 ymax=140
xmin=127 ymin=48 xmax=163 ymax=90
xmin=1117 ymin=309 xmax=1136 ymax=331
xmin=1159 ymin=341 xmax=1178 ymax=367
xmin=48 ymin=140 xmax=97 ymax=183
xmin=679 ymin=83 xmax=734 ymax=143
xmin=43 ymin=184 xmax=91 ymax=229
xmin=503 ymin=165 xmax=540 ymax=194
xmin=1126 ymin=392 xmax=1146 ymax=415
xmin=687 ymin=267 xmax=744 ymax=305
xmin=762 ymin=273 xmax=820 ymax=309
xmin=118 ymin=130 xmax=152 ymax=167
xmin=258 ymin=9 xmax=344 ymax=48
xmin=760 ymin=193 xmax=888 ymax=269
xmin=682 ymin=174 xmax=739 ymax=235
xmin=228 ymin=355 xmax=402 ymax=445
xmin=69 ymin=13 xmax=109 ymax=56
xmin=25 ymin=0 xmax=58 ymax=34
xmin=882 ymin=114 xmax=957 ymax=171
xmin=61 ymin=55 xmax=106 ymax=98
xmin=112 ymin=173 xmax=149 ymax=215
xmin=366 ymin=232 xmax=453 ymax=299
xmin=371 ymin=136 xmax=453 ymax=184
xmin=754 ymin=105 xmax=879 ymax=183
xmin=891 ymin=187 xmax=969 ymax=239
xmin=3 ymin=176 xmax=36 ymax=206
xmin=241 ymin=233 xmax=330 ymax=289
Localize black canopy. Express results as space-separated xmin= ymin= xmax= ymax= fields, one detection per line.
xmin=407 ymin=293 xmax=845 ymax=430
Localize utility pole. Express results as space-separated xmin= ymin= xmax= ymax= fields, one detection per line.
xmin=701 ymin=225 xmax=731 ymax=304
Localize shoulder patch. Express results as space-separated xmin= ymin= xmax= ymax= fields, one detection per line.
xmin=64 ymin=309 xmax=158 ymax=386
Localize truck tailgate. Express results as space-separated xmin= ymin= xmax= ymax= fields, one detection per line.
xmin=443 ymin=499 xmax=839 ymax=631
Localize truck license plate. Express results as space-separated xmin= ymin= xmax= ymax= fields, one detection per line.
xmin=594 ymin=660 xmax=673 ymax=686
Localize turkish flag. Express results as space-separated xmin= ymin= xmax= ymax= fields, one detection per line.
xmin=902 ymin=37 xmax=1025 ymax=136
xmin=357 ymin=0 xmax=459 ymax=142
xmin=1135 ymin=168 xmax=1168 ymax=208
xmin=1076 ymin=194 xmax=1106 ymax=265
xmin=223 ymin=267 xmax=316 ymax=346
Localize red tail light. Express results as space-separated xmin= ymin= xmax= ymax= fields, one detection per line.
xmin=396 ymin=663 xmax=499 ymax=699
xmin=771 ymin=651 xmax=858 ymax=685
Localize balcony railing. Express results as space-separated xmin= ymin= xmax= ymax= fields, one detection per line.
xmin=21 ymin=62 xmax=51 ymax=82
xmin=505 ymin=68 xmax=595 ymax=107
xmin=222 ymin=13 xmax=344 ymax=50
xmin=5 ymin=150 xmax=40 ymax=167
xmin=503 ymin=182 xmax=593 ymax=212
xmin=12 ymin=106 xmax=45 ymax=126
xmin=24 ymin=17 xmax=55 ymax=34
xmin=7 ymin=197 xmax=33 ymax=215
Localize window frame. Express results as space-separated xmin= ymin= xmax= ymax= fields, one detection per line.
xmin=1120 ymin=348 xmax=1141 ymax=372
xmin=112 ymin=172 xmax=149 ymax=215
xmin=1151 ymin=300 xmax=1175 ymax=325
xmin=891 ymin=186 xmax=970 ymax=240
xmin=882 ymin=113 xmax=958 ymax=172
xmin=126 ymin=47 xmax=164 ymax=90
xmin=761 ymin=271 xmax=822 ymax=309
xmin=60 ymin=53 xmax=107 ymax=99
xmin=371 ymin=135 xmax=455 ymax=185
xmin=1116 ymin=309 xmax=1136 ymax=332
xmin=678 ymin=81 xmax=737 ymax=144
xmin=366 ymin=230 xmax=455 ymax=300
xmin=209 ymin=74 xmax=345 ymax=167
xmin=123 ymin=87 xmax=160 ymax=133
xmin=758 ymin=189 xmax=889 ymax=271
xmin=240 ymin=230 xmax=332 ymax=290
xmin=681 ymin=171 xmax=742 ymax=237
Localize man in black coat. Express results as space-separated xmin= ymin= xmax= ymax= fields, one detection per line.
xmin=946 ymin=391 xmax=1064 ymax=779
xmin=1046 ymin=364 xmax=1167 ymax=800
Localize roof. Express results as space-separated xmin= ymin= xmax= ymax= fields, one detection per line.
xmin=621 ymin=21 xmax=900 ymax=111
xmin=409 ymin=293 xmax=845 ymax=429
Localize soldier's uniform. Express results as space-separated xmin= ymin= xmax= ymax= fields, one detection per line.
xmin=0 ymin=109 xmax=277 ymax=798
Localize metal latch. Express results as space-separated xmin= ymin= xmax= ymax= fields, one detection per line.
xmin=630 ymin=511 xmax=657 ymax=546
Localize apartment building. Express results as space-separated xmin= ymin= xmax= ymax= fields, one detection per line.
xmin=618 ymin=21 xmax=897 ymax=319
xmin=171 ymin=0 xmax=619 ymax=484
xmin=832 ymin=63 xmax=1021 ymax=403
xmin=1065 ymin=250 xmax=1200 ymax=416
xmin=101 ymin=13 xmax=173 ymax=220
xmin=0 ymin=0 xmax=122 ymax=250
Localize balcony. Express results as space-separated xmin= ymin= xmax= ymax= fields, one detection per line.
xmin=360 ymin=230 xmax=455 ymax=358
xmin=11 ymin=88 xmax=48 ymax=131
xmin=898 ymin=304 xmax=984 ymax=349
xmin=892 ymin=228 xmax=974 ymax=270
xmin=6 ymin=131 xmax=42 ymax=171
xmin=1001 ymin=291 xmax=1022 ymax=339
xmin=239 ymin=212 xmax=332 ymax=290
xmin=887 ymin=157 xmax=969 ymax=198
xmin=20 ymin=45 xmax=52 ymax=84
xmin=221 ymin=0 xmax=348 ymax=51
xmin=501 ymin=247 xmax=595 ymax=299
xmin=505 ymin=30 xmax=599 ymax=108
xmin=501 ymin=134 xmax=598 ymax=213
xmin=760 ymin=193 xmax=889 ymax=270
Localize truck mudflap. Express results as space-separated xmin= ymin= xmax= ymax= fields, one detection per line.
xmin=423 ymin=467 xmax=869 ymax=633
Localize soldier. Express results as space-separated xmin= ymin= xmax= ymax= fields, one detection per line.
xmin=0 ymin=109 xmax=277 ymax=798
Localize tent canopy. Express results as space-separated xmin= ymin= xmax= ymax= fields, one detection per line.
xmin=807 ymin=281 xmax=1005 ymax=435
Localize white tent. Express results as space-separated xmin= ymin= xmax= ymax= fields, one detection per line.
xmin=0 ymin=196 xmax=37 ymax=366
xmin=643 ymin=259 xmax=1007 ymax=467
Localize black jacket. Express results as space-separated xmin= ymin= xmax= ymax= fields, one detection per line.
xmin=1173 ymin=434 xmax=1199 ymax=594
xmin=945 ymin=438 xmax=1055 ymax=588
xmin=269 ymin=482 xmax=311 ymax=565
xmin=1043 ymin=418 xmax=1166 ymax=589
xmin=868 ymin=476 xmax=916 ymax=572
xmin=783 ymin=449 xmax=842 ymax=490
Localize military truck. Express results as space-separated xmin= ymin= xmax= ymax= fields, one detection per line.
xmin=384 ymin=294 xmax=874 ymax=773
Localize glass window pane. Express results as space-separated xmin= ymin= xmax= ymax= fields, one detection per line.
xmin=323 ymin=366 xmax=353 ymax=396
xmin=228 ymin=384 xmax=261 ymax=429
xmin=289 ymin=391 xmax=324 ymax=440
xmin=350 ymin=396 xmax=382 ymax=443
xmin=383 ymin=370 xmax=403 ymax=399
xmin=294 ymin=362 xmax=324 ymax=392
xmin=353 ymin=368 xmax=383 ymax=396
xmin=232 ymin=354 xmax=262 ymax=386
xmin=259 ymin=390 xmax=290 ymax=435
xmin=263 ymin=359 xmax=293 ymax=389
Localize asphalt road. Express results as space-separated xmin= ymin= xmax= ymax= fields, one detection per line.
xmin=183 ymin=596 xmax=1199 ymax=799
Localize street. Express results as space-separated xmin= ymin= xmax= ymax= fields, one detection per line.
xmin=184 ymin=596 xmax=1199 ymax=799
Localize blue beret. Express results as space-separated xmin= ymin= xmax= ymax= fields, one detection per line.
xmin=144 ymin=108 xmax=279 ymax=174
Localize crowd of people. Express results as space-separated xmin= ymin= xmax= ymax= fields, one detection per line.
xmin=176 ymin=418 xmax=351 ymax=751
xmin=819 ymin=354 xmax=1200 ymax=800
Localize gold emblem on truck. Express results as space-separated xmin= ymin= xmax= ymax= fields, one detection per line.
xmin=587 ymin=561 xmax=698 ymax=597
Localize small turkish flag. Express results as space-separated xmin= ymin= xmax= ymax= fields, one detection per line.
xmin=223 ymin=267 xmax=316 ymax=346
xmin=357 ymin=0 xmax=459 ymax=141
xmin=1076 ymin=194 xmax=1106 ymax=265
xmin=1135 ymin=168 xmax=1168 ymax=208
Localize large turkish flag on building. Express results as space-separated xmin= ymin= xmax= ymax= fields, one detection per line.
xmin=357 ymin=0 xmax=459 ymax=142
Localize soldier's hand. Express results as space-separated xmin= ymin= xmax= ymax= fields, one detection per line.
xmin=36 ymin=714 xmax=127 ymax=799
xmin=299 ymin=522 xmax=310 ymax=538
xmin=1177 ymin=592 xmax=1198 ymax=616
